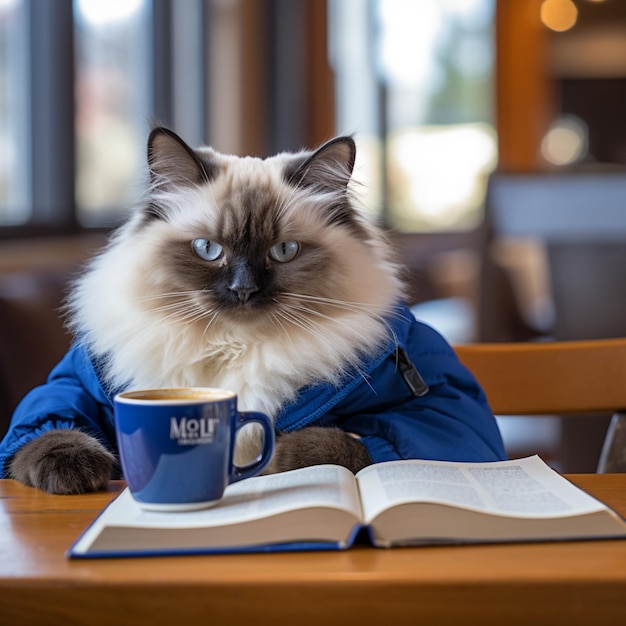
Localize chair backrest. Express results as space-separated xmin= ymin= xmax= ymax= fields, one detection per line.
xmin=482 ymin=171 xmax=626 ymax=341
xmin=0 ymin=270 xmax=73 ymax=438
xmin=486 ymin=171 xmax=626 ymax=240
xmin=454 ymin=338 xmax=626 ymax=472
xmin=0 ymin=234 xmax=106 ymax=440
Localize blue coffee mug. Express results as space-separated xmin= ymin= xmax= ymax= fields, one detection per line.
xmin=114 ymin=387 xmax=275 ymax=511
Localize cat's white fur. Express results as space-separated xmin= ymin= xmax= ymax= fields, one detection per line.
xmin=68 ymin=144 xmax=404 ymax=460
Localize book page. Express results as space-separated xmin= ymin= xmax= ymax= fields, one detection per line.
xmin=356 ymin=455 xmax=608 ymax=525
xmin=91 ymin=464 xmax=361 ymax=531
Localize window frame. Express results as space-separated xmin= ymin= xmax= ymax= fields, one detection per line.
xmin=0 ymin=0 xmax=200 ymax=239
xmin=0 ymin=0 xmax=335 ymax=240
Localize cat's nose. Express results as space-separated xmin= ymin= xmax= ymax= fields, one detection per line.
xmin=232 ymin=287 xmax=259 ymax=304
xmin=228 ymin=262 xmax=260 ymax=304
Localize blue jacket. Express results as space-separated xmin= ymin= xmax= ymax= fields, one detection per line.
xmin=0 ymin=305 xmax=506 ymax=476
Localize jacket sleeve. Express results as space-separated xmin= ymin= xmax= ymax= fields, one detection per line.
xmin=0 ymin=344 xmax=116 ymax=477
xmin=329 ymin=321 xmax=508 ymax=464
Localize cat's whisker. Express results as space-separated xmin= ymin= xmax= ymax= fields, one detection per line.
xmin=135 ymin=290 xmax=218 ymax=320
xmin=280 ymin=293 xmax=400 ymax=348
xmin=273 ymin=316 xmax=342 ymax=370
xmin=276 ymin=300 xmax=393 ymax=385
xmin=282 ymin=292 xmax=397 ymax=316
xmin=283 ymin=302 xmax=347 ymax=327
xmin=274 ymin=307 xmax=331 ymax=344
xmin=268 ymin=309 xmax=299 ymax=353
xmin=173 ymin=302 xmax=221 ymax=326
xmin=150 ymin=301 xmax=213 ymax=318
xmin=123 ymin=299 xmax=218 ymax=348
xmin=174 ymin=307 xmax=211 ymax=324
xmin=136 ymin=289 xmax=211 ymax=302
xmin=147 ymin=299 xmax=196 ymax=318
xmin=276 ymin=306 xmax=366 ymax=372
xmin=201 ymin=310 xmax=222 ymax=342
xmin=279 ymin=298 xmax=364 ymax=332
xmin=282 ymin=303 xmax=381 ymax=364
xmin=144 ymin=301 xmax=196 ymax=315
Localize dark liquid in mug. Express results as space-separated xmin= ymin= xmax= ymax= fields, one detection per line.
xmin=118 ymin=388 xmax=234 ymax=402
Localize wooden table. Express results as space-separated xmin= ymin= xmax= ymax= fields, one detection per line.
xmin=1 ymin=476 xmax=626 ymax=626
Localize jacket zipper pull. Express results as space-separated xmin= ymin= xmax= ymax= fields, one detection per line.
xmin=396 ymin=347 xmax=429 ymax=397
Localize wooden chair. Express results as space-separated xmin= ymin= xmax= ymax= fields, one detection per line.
xmin=454 ymin=338 xmax=626 ymax=472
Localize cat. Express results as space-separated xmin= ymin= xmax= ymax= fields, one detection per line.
xmin=7 ymin=127 xmax=406 ymax=494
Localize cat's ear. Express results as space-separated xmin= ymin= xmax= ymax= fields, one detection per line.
xmin=286 ymin=136 xmax=356 ymax=192
xmin=147 ymin=127 xmax=212 ymax=190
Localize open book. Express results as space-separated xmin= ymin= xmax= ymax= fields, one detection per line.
xmin=68 ymin=455 xmax=626 ymax=558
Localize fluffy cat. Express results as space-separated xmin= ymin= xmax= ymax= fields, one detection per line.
xmin=8 ymin=127 xmax=405 ymax=494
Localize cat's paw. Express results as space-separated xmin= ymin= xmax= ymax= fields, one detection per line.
xmin=267 ymin=426 xmax=372 ymax=475
xmin=8 ymin=429 xmax=116 ymax=494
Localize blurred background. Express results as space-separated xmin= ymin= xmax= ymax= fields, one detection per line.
xmin=1 ymin=0 xmax=625 ymax=471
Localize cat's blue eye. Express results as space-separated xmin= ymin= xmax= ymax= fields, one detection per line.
xmin=269 ymin=241 xmax=299 ymax=263
xmin=192 ymin=238 xmax=223 ymax=261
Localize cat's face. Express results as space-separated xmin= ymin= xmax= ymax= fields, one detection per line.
xmin=123 ymin=128 xmax=402 ymax=336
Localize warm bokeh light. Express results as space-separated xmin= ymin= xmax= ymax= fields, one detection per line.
xmin=540 ymin=0 xmax=578 ymax=32
xmin=541 ymin=116 xmax=588 ymax=166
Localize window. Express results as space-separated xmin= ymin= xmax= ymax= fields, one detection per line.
xmin=0 ymin=0 xmax=210 ymax=232
xmin=0 ymin=0 xmax=30 ymax=225
xmin=74 ymin=0 xmax=151 ymax=223
xmin=330 ymin=0 xmax=496 ymax=231
xmin=1 ymin=1 xmax=495 ymax=235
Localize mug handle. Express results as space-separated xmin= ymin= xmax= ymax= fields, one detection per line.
xmin=229 ymin=411 xmax=275 ymax=483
